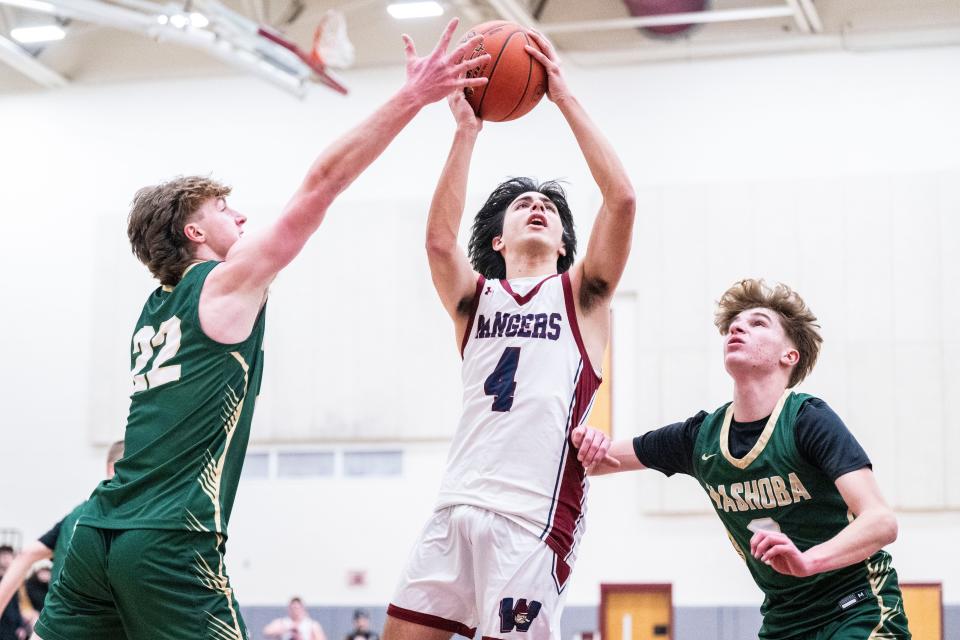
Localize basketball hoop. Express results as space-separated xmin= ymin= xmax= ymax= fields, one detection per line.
xmin=257 ymin=10 xmax=349 ymax=94
xmin=311 ymin=9 xmax=355 ymax=70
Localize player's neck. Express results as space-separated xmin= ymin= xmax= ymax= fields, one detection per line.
xmin=193 ymin=244 xmax=225 ymax=262
xmin=504 ymin=252 xmax=557 ymax=280
xmin=731 ymin=374 xmax=789 ymax=422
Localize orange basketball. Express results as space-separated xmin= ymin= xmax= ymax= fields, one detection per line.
xmin=460 ymin=21 xmax=547 ymax=122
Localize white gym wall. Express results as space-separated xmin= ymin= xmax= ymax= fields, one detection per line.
xmin=1 ymin=43 xmax=958 ymax=615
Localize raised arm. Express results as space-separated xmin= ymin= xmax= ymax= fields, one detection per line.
xmin=526 ymin=32 xmax=636 ymax=315
xmin=425 ymin=90 xmax=484 ymax=344
xmin=201 ymin=19 xmax=490 ymax=343
xmin=0 ymin=541 xmax=52 ymax=613
xmin=751 ymin=468 xmax=898 ymax=577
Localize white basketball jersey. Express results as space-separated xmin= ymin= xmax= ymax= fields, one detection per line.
xmin=436 ymin=271 xmax=601 ymax=568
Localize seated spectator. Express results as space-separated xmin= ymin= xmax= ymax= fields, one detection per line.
xmin=0 ymin=546 xmax=26 ymax=640
xmin=0 ymin=440 xmax=124 ymax=622
xmin=263 ymin=597 xmax=326 ymax=640
xmin=24 ymin=565 xmax=51 ymax=613
xmin=345 ymin=609 xmax=379 ymax=640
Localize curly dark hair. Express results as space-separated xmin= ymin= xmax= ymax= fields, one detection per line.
xmin=127 ymin=175 xmax=231 ymax=286
xmin=467 ymin=177 xmax=576 ymax=280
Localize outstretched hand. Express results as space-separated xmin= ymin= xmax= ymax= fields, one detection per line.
xmin=524 ymin=30 xmax=571 ymax=104
xmin=571 ymin=425 xmax=620 ymax=472
xmin=402 ymin=18 xmax=491 ymax=108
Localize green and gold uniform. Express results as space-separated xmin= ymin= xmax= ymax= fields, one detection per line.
xmin=37 ymin=261 xmax=265 ymax=640
xmin=635 ymin=391 xmax=910 ymax=640
xmin=38 ymin=500 xmax=88 ymax=586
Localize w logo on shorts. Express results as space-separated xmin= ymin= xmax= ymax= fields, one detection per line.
xmin=499 ymin=598 xmax=542 ymax=633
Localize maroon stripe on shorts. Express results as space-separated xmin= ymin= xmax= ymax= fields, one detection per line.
xmin=387 ymin=604 xmax=476 ymax=639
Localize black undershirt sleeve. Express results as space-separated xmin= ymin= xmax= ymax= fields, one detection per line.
xmin=632 ymin=411 xmax=708 ymax=477
xmin=795 ymin=398 xmax=872 ymax=480
xmin=37 ymin=518 xmax=63 ymax=551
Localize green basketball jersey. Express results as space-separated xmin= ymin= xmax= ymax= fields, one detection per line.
xmin=51 ymin=501 xmax=87 ymax=585
xmin=81 ymin=261 xmax=266 ymax=536
xmin=693 ymin=391 xmax=898 ymax=639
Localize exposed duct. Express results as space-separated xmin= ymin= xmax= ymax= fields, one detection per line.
xmin=0 ymin=0 xmax=347 ymax=96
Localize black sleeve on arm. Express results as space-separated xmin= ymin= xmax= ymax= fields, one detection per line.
xmin=632 ymin=411 xmax=708 ymax=477
xmin=796 ymin=398 xmax=872 ymax=481
xmin=37 ymin=518 xmax=63 ymax=551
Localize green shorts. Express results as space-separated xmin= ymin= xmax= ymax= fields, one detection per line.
xmin=36 ymin=525 xmax=248 ymax=640
xmin=794 ymin=567 xmax=911 ymax=640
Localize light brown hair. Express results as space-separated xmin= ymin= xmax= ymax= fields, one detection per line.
xmin=714 ymin=279 xmax=823 ymax=388
xmin=127 ymin=176 xmax=231 ymax=286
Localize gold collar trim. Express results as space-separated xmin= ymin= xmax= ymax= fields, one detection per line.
xmin=720 ymin=389 xmax=792 ymax=470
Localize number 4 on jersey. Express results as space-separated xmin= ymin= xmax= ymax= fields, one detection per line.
xmin=484 ymin=347 xmax=521 ymax=412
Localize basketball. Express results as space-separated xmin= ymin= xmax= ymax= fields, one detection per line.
xmin=459 ymin=21 xmax=547 ymax=122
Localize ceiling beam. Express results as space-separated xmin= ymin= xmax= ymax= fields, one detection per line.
xmin=783 ymin=0 xmax=811 ymax=33
xmin=0 ymin=33 xmax=68 ymax=86
xmin=539 ymin=6 xmax=795 ymax=35
xmin=0 ymin=0 xmax=331 ymax=96
xmin=565 ymin=24 xmax=960 ymax=66
xmin=798 ymin=0 xmax=823 ymax=33
xmin=0 ymin=4 xmax=14 ymax=31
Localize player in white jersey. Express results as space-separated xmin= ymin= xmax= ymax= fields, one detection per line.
xmin=385 ymin=32 xmax=636 ymax=640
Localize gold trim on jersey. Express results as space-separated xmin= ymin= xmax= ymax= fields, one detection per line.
xmin=193 ymin=533 xmax=244 ymax=640
xmin=185 ymin=509 xmax=210 ymax=533
xmin=162 ymin=262 xmax=204 ymax=292
xmin=196 ymin=352 xmax=250 ymax=534
xmin=720 ymin=390 xmax=792 ymax=470
xmin=865 ymin=553 xmax=904 ymax=639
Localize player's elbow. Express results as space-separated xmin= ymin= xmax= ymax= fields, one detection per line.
xmin=425 ymin=231 xmax=457 ymax=259
xmin=880 ymin=509 xmax=899 ymax=546
xmin=303 ymin=162 xmax=349 ymax=198
xmin=605 ymin=185 xmax=636 ymax=218
xmin=867 ymin=507 xmax=898 ymax=547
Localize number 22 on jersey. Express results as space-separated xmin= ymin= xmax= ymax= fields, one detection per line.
xmin=131 ymin=316 xmax=183 ymax=392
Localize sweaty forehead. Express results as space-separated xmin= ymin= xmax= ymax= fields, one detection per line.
xmin=509 ymin=191 xmax=555 ymax=208
xmin=735 ymin=307 xmax=779 ymax=323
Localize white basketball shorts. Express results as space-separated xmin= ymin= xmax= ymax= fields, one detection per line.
xmin=387 ymin=504 xmax=575 ymax=640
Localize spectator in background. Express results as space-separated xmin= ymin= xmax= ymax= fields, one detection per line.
xmin=0 ymin=545 xmax=26 ymax=640
xmin=263 ymin=597 xmax=326 ymax=640
xmin=24 ymin=565 xmax=51 ymax=613
xmin=345 ymin=609 xmax=379 ymax=640
xmin=0 ymin=440 xmax=124 ymax=621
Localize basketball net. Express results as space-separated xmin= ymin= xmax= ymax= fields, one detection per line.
xmin=311 ymin=9 xmax=355 ymax=70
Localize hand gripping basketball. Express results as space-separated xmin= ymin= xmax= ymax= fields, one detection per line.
xmin=457 ymin=21 xmax=548 ymax=122
xmin=448 ymin=88 xmax=483 ymax=134
xmin=401 ymin=18 xmax=491 ymax=108
xmin=524 ymin=30 xmax=571 ymax=105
